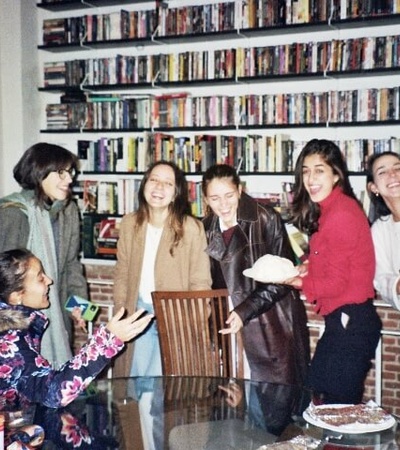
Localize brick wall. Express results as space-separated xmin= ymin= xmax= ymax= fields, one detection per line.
xmin=77 ymin=263 xmax=400 ymax=416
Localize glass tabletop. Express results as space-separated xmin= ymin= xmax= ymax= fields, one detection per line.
xmin=3 ymin=376 xmax=399 ymax=449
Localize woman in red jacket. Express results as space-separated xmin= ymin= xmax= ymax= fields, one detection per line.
xmin=284 ymin=139 xmax=382 ymax=405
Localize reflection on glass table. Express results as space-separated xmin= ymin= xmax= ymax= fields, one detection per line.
xmin=2 ymin=376 xmax=399 ymax=449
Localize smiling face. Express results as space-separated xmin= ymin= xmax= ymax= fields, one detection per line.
xmin=19 ymin=257 xmax=52 ymax=309
xmin=144 ymin=164 xmax=176 ymax=210
xmin=41 ymin=169 xmax=73 ymax=201
xmin=370 ymin=154 xmax=400 ymax=201
xmin=204 ymin=177 xmax=242 ymax=229
xmin=302 ymin=154 xmax=339 ymax=203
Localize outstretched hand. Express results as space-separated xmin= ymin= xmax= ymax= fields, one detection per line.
xmin=219 ymin=311 xmax=243 ymax=335
xmin=106 ymin=308 xmax=154 ymax=342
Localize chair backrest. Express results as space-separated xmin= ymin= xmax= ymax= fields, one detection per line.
xmin=151 ymin=289 xmax=244 ymax=378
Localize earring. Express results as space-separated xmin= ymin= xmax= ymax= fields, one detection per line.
xmin=375 ymin=192 xmax=379 ymax=197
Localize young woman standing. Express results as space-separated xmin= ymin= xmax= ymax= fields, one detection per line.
xmin=284 ymin=139 xmax=382 ymax=404
xmin=113 ymin=161 xmax=211 ymax=378
xmin=201 ymin=164 xmax=310 ymax=387
xmin=0 ymin=143 xmax=88 ymax=368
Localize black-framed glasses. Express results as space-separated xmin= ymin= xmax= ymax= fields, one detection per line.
xmin=56 ymin=168 xmax=77 ymax=180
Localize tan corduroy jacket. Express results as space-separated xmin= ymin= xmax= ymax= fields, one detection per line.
xmin=112 ymin=213 xmax=212 ymax=378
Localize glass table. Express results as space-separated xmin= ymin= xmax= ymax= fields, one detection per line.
xmin=3 ymin=376 xmax=400 ymax=449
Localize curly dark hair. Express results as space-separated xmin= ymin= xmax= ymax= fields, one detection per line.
xmin=13 ymin=142 xmax=79 ymax=207
xmin=0 ymin=248 xmax=34 ymax=303
xmin=290 ymin=139 xmax=358 ymax=235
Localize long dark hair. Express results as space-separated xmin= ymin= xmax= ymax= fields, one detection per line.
xmin=366 ymin=151 xmax=400 ymax=221
xmin=291 ymin=139 xmax=358 ymax=235
xmin=0 ymin=249 xmax=34 ymax=303
xmin=201 ymin=164 xmax=241 ymax=216
xmin=13 ymin=142 xmax=78 ymax=207
xmin=135 ymin=161 xmax=192 ymax=255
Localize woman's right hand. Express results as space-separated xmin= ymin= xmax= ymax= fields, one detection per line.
xmin=106 ymin=308 xmax=154 ymax=342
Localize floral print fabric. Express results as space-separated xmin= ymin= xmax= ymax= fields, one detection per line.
xmin=0 ymin=302 xmax=123 ymax=408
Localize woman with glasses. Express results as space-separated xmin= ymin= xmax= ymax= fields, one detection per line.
xmin=0 ymin=142 xmax=88 ymax=368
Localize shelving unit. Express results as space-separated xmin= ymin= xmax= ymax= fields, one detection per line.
xmin=37 ymin=0 xmax=400 ymax=262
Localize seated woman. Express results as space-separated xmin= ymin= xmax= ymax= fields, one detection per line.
xmin=0 ymin=248 xmax=153 ymax=408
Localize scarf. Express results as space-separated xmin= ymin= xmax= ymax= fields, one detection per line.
xmin=0 ymin=190 xmax=72 ymax=367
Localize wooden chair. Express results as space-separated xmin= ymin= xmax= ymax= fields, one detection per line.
xmin=151 ymin=289 xmax=244 ymax=378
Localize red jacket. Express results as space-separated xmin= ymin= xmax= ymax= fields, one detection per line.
xmin=302 ymin=187 xmax=375 ymax=316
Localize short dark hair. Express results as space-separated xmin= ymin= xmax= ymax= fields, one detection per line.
xmin=0 ymin=249 xmax=34 ymax=303
xmin=13 ymin=142 xmax=79 ymax=207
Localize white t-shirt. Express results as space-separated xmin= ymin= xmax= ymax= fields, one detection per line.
xmin=138 ymin=223 xmax=163 ymax=305
xmin=371 ymin=215 xmax=400 ymax=310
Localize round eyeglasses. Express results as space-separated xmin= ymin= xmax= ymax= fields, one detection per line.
xmin=56 ymin=168 xmax=77 ymax=180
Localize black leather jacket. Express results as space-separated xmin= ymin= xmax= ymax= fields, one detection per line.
xmin=203 ymin=193 xmax=310 ymax=385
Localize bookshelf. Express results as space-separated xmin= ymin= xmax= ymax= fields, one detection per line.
xmin=37 ymin=0 xmax=400 ymax=262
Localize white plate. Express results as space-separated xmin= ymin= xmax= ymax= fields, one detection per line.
xmin=303 ymin=404 xmax=396 ymax=434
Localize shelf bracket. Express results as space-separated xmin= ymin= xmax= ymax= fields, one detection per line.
xmin=152 ymin=70 xmax=161 ymax=88
xmin=80 ymin=73 xmax=92 ymax=93
xmin=81 ymin=0 xmax=96 ymax=8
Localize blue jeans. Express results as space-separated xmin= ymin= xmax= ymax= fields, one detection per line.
xmin=130 ymin=297 xmax=162 ymax=377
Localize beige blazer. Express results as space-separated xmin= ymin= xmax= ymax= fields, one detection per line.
xmin=113 ymin=213 xmax=212 ymax=377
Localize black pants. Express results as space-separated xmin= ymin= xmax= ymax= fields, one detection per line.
xmin=306 ymin=300 xmax=382 ymax=404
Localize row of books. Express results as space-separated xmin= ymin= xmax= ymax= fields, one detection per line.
xmin=46 ymin=96 xmax=151 ymax=130
xmin=78 ymin=135 xmax=150 ymax=173
xmin=78 ymin=178 xmax=206 ymax=218
xmin=41 ymin=1 xmax=400 ymax=47
xmin=236 ymin=35 xmax=400 ymax=77
xmin=82 ymin=215 xmax=121 ymax=258
xmin=42 ymin=9 xmax=158 ymax=45
xmin=45 ymin=87 xmax=400 ymax=131
xmin=76 ymin=134 xmax=400 ymax=174
xmin=79 ymin=179 xmax=140 ymax=215
xmin=42 ymin=34 xmax=400 ymax=88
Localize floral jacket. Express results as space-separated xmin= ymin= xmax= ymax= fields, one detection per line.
xmin=0 ymin=302 xmax=124 ymax=408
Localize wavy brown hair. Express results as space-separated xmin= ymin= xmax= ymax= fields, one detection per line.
xmin=135 ymin=161 xmax=192 ymax=255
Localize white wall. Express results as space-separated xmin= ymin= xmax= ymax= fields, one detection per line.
xmin=0 ymin=0 xmax=40 ymax=196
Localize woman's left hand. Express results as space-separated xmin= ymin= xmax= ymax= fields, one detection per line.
xmin=71 ymin=306 xmax=87 ymax=333
xmin=219 ymin=311 xmax=243 ymax=335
